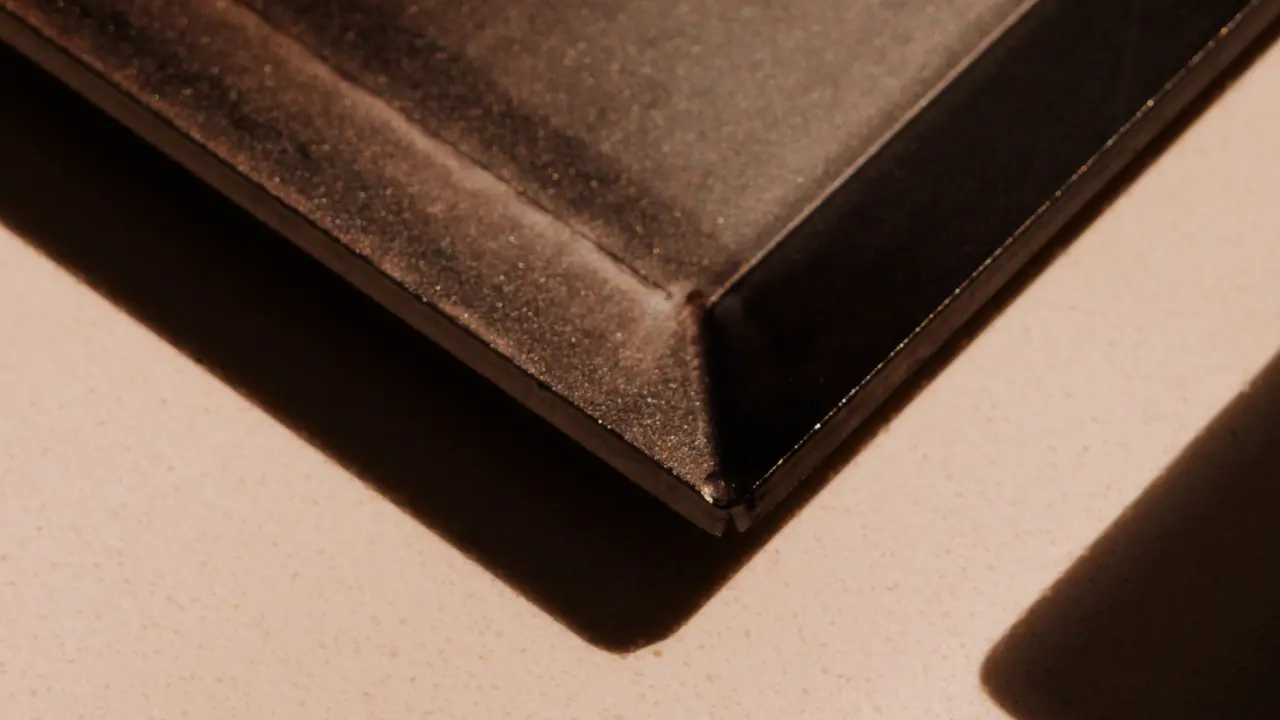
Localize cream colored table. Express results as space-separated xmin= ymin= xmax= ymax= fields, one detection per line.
xmin=2 ymin=40 xmax=1279 ymax=720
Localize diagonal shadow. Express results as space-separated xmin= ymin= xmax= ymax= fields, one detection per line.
xmin=983 ymin=350 xmax=1280 ymax=719
xmin=0 ymin=45 xmax=777 ymax=652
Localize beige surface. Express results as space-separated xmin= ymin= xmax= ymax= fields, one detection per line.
xmin=3 ymin=40 xmax=1280 ymax=720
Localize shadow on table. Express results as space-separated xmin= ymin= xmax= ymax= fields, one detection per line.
xmin=0 ymin=45 xmax=838 ymax=652
xmin=983 ymin=350 xmax=1280 ymax=719
xmin=0 ymin=33 xmax=1265 ymax=652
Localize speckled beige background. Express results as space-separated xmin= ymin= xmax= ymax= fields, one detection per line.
xmin=2 ymin=39 xmax=1279 ymax=720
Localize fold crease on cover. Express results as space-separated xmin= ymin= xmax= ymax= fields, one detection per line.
xmin=1 ymin=0 xmax=1274 ymax=532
